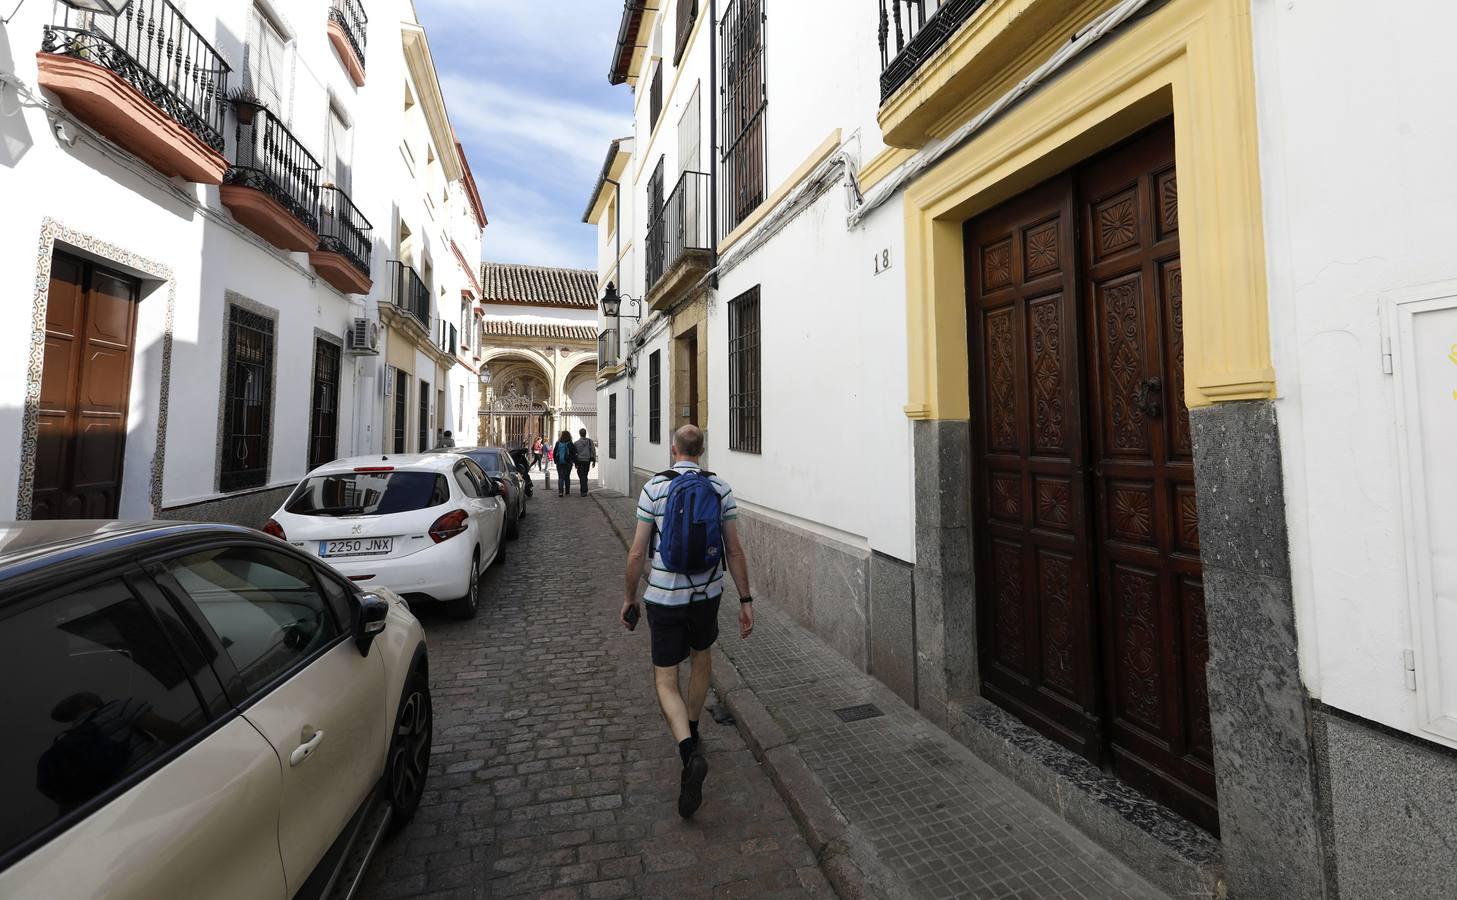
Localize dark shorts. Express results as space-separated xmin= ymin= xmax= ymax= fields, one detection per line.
xmin=645 ymin=597 xmax=721 ymax=667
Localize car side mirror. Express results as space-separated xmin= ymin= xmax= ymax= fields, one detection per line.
xmin=355 ymin=593 xmax=389 ymax=655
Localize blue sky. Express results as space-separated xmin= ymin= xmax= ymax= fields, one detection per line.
xmin=416 ymin=0 xmax=632 ymax=270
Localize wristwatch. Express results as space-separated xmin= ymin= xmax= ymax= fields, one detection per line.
xmin=739 ymin=595 xmax=754 ymax=604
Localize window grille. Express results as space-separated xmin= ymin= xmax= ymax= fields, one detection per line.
xmin=649 ymin=351 xmax=662 ymax=444
xmin=720 ymin=0 xmax=767 ymax=235
xmin=308 ymin=337 xmax=341 ymax=470
xmin=649 ymin=62 xmax=664 ymax=133
xmin=221 ymin=305 xmax=275 ymax=491
xmin=729 ymin=287 xmax=761 ymax=454
xmin=418 ymin=379 xmax=431 ymax=451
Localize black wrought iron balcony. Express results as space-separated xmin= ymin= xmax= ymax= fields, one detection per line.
xmin=39 ymin=0 xmax=231 ymax=181
xmin=311 ymin=186 xmax=373 ymax=293
xmin=223 ymin=107 xmax=322 ymax=251
xmin=598 ymin=329 xmax=621 ymax=370
xmin=878 ymin=0 xmax=987 ymax=101
xmin=328 ymin=0 xmax=368 ymax=86
xmin=645 ymin=170 xmax=711 ymax=298
xmin=390 ymin=261 xmax=432 ymax=330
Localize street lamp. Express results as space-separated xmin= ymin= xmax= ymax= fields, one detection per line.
xmin=601 ymin=282 xmax=641 ymax=322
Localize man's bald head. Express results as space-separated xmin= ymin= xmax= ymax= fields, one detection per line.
xmin=672 ymin=424 xmax=705 ymax=459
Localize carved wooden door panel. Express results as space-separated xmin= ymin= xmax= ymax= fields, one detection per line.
xmin=34 ymin=252 xmax=141 ymax=520
xmin=1079 ymin=121 xmax=1217 ymax=833
xmin=967 ymin=177 xmax=1104 ymax=759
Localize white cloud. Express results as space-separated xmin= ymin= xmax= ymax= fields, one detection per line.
xmin=440 ymin=74 xmax=628 ymax=177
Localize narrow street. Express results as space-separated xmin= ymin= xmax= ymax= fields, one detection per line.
xmin=359 ymin=483 xmax=833 ymax=900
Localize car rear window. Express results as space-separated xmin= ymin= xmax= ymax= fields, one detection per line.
xmin=285 ymin=472 xmax=450 ymax=516
xmin=469 ymin=451 xmax=504 ymax=474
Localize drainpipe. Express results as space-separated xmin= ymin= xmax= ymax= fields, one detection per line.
xmin=708 ymin=0 xmax=719 ymax=289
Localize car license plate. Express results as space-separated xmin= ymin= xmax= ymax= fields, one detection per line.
xmin=320 ymin=537 xmax=393 ymax=557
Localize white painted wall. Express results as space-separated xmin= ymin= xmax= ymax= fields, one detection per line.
xmin=0 ymin=0 xmax=482 ymax=516
xmin=592 ymin=0 xmax=913 ymax=560
xmin=1253 ymin=0 xmax=1457 ymax=746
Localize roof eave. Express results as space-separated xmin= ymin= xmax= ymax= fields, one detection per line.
xmin=608 ymin=1 xmax=649 ymax=85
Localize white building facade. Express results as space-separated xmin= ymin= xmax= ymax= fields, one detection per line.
xmin=0 ymin=0 xmax=485 ymax=527
xmin=590 ymin=0 xmax=1457 ymax=896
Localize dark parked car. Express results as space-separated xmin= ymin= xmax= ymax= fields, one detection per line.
xmin=0 ymin=521 xmax=430 ymax=899
xmin=428 ymin=447 xmax=527 ymax=539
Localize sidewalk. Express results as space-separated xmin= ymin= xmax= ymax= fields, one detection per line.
xmin=593 ymin=490 xmax=1168 ymax=900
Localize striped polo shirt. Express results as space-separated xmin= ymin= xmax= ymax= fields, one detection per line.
xmin=636 ymin=462 xmax=737 ymax=606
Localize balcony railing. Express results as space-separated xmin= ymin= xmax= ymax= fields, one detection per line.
xmin=878 ymin=0 xmax=986 ymax=101
xmin=227 ymin=107 xmax=321 ymax=233
xmin=598 ymin=329 xmax=621 ymax=371
xmin=390 ymin=261 xmax=431 ymax=329
xmin=329 ymin=0 xmax=368 ymax=71
xmin=646 ymin=170 xmax=711 ymax=293
xmin=318 ymin=186 xmax=372 ymax=277
xmin=41 ymin=0 xmax=231 ymax=153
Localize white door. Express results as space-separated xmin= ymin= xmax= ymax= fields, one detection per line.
xmin=162 ymin=544 xmax=387 ymax=892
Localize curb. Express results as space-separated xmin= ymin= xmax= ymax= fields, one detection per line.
xmin=591 ymin=492 xmax=913 ymax=900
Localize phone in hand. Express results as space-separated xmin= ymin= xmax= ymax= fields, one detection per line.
xmin=624 ymin=604 xmax=641 ymax=631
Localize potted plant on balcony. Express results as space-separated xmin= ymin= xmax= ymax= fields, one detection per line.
xmin=227 ymin=88 xmax=264 ymax=126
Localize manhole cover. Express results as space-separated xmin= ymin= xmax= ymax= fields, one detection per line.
xmin=834 ymin=703 xmax=884 ymax=723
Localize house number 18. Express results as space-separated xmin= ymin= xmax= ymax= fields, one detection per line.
xmin=873 ymin=249 xmax=891 ymax=275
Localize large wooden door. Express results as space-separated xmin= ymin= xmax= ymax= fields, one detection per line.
xmin=1081 ymin=123 xmax=1216 ymax=832
xmin=34 ymin=252 xmax=141 ymax=520
xmin=967 ymin=120 xmax=1216 ymax=832
xmin=968 ymin=177 xmax=1103 ymax=759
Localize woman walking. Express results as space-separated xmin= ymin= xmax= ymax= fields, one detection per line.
xmin=531 ymin=436 xmax=544 ymax=471
xmin=552 ymin=430 xmax=578 ymax=497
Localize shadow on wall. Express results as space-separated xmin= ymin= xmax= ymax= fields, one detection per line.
xmin=0 ymin=21 xmax=37 ymax=168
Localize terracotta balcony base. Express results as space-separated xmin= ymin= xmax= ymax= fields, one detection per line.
xmin=36 ymin=52 xmax=228 ymax=184
xmin=310 ymin=250 xmax=372 ymax=294
xmin=220 ymin=185 xmax=319 ymax=252
xmin=647 ymin=248 xmax=713 ymax=312
xmin=328 ymin=21 xmax=366 ymax=87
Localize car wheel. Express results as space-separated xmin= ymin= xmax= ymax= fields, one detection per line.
xmin=386 ymin=668 xmax=432 ymax=832
xmin=446 ymin=551 xmax=480 ymax=620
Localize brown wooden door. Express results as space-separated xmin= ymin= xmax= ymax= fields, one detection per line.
xmin=1080 ymin=122 xmax=1216 ymax=833
xmin=967 ymin=120 xmax=1216 ymax=833
xmin=34 ymin=252 xmax=141 ymax=520
xmin=967 ymin=176 xmax=1104 ymax=759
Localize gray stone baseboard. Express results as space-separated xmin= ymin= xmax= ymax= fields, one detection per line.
xmin=949 ymin=698 xmax=1225 ymax=898
xmin=159 ymin=484 xmax=294 ymax=529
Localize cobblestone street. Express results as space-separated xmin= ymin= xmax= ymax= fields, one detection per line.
xmin=359 ymin=484 xmax=832 ymax=899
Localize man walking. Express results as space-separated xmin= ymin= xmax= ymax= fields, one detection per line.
xmin=573 ymin=428 xmax=596 ymax=496
xmin=621 ymin=424 xmax=754 ymax=819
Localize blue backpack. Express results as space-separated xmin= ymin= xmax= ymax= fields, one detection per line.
xmin=653 ymin=469 xmax=724 ymax=579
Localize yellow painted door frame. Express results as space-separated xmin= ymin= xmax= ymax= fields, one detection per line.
xmin=899 ymin=0 xmax=1273 ymax=420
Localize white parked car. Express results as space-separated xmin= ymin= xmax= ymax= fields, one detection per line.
xmin=268 ymin=454 xmax=507 ymax=619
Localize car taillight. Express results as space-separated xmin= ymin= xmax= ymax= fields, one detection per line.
xmin=262 ymin=518 xmax=286 ymax=540
xmin=429 ymin=509 xmax=469 ymax=543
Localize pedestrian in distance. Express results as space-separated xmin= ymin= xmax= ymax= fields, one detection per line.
xmin=531 ymin=436 xmax=544 ymax=471
xmin=552 ymin=430 xmax=577 ymax=497
xmin=437 ymin=430 xmax=455 ymax=449
xmin=573 ymin=428 xmax=596 ymax=496
xmin=620 ymin=424 xmax=754 ymax=819
xmin=538 ymin=435 xmax=549 ymax=473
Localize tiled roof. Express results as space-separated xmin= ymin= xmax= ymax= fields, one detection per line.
xmin=480 ymin=262 xmax=597 ymax=309
xmin=482 ymin=318 xmax=597 ymax=342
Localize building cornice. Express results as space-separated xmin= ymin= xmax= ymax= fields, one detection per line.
xmin=402 ymin=23 xmax=464 ymax=182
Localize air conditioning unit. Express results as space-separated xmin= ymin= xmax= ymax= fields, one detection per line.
xmin=347 ymin=318 xmax=381 ymax=354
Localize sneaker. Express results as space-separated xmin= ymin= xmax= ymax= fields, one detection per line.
xmin=678 ymin=750 xmax=708 ymax=819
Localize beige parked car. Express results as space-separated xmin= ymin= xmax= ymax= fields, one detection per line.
xmin=0 ymin=521 xmax=432 ymax=900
